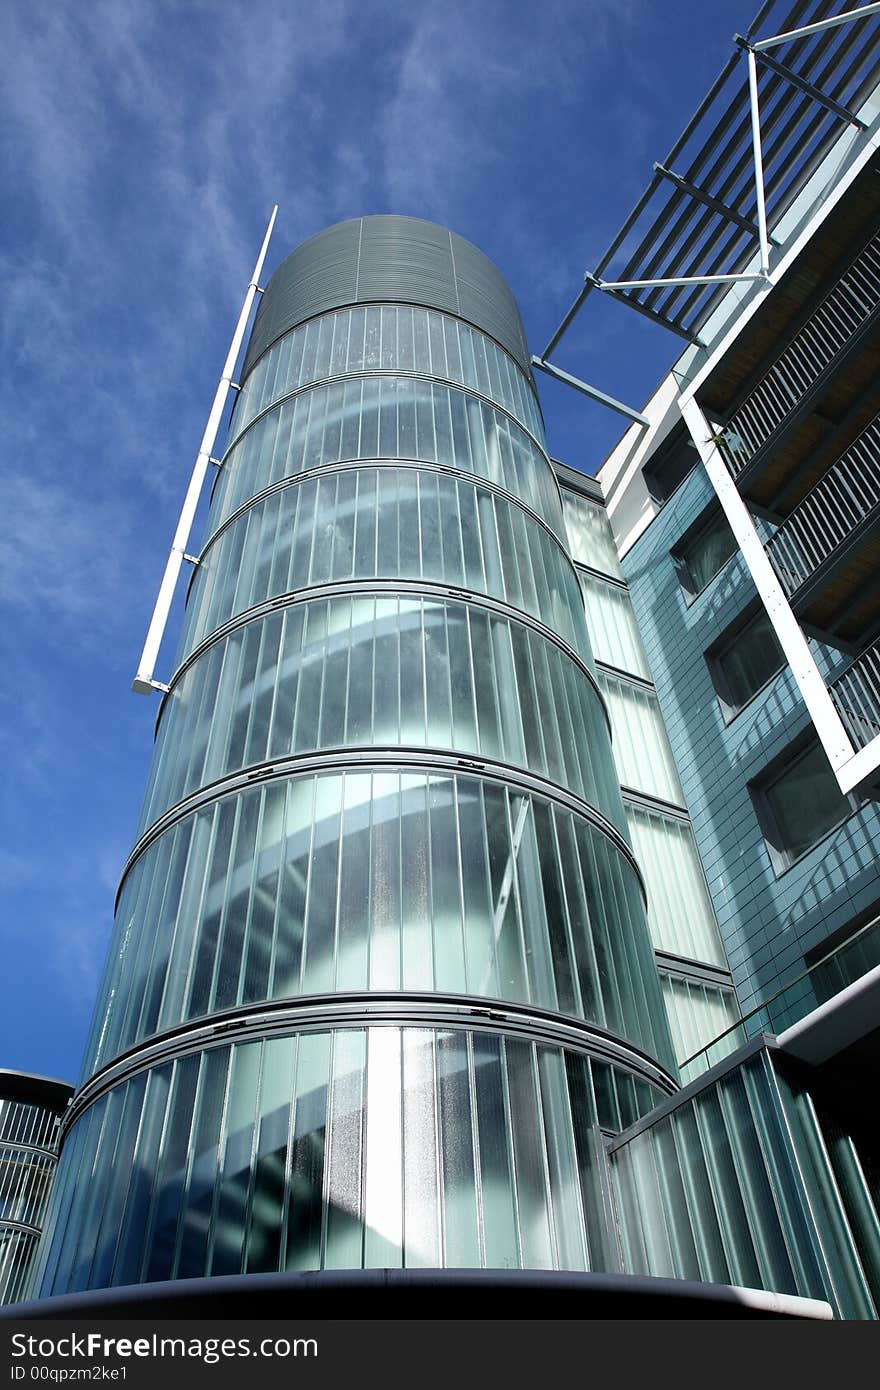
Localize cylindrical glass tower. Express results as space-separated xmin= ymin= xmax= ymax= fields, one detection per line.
xmin=36 ymin=217 xmax=677 ymax=1292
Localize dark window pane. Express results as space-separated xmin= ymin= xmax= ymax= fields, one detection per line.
xmin=645 ymin=440 xmax=698 ymax=504
xmin=763 ymin=741 xmax=852 ymax=864
xmin=676 ymin=510 xmax=737 ymax=596
xmin=714 ymin=609 xmax=784 ymax=713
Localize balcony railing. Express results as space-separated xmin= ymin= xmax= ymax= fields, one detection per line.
xmin=764 ymin=415 xmax=880 ymax=596
xmin=716 ymin=230 xmax=880 ymax=478
xmin=679 ymin=913 xmax=880 ymax=1084
xmin=830 ymin=642 xmax=880 ymax=753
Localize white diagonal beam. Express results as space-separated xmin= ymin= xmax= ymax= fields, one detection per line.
xmin=753 ymin=3 xmax=880 ymax=52
xmin=746 ymin=48 xmax=772 ymax=275
xmin=679 ymin=395 xmax=857 ymax=783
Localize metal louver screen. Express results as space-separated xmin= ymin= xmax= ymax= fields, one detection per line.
xmin=357 ymin=219 xmax=460 ymax=317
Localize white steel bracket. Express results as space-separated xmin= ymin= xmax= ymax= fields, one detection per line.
xmin=531 ymin=355 xmax=649 ymax=426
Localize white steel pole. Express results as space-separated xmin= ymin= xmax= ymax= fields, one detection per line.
xmin=599 ymin=273 xmax=767 ymax=291
xmin=132 ymin=205 xmax=278 ymax=694
xmin=746 ymin=49 xmax=771 ymax=276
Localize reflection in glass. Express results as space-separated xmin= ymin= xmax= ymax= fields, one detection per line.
xmin=88 ymin=771 xmax=674 ymax=1074
xmin=713 ymin=608 xmax=784 ymax=714
xmin=675 ymin=509 xmax=737 ymax=597
xmin=37 ymin=1027 xmax=666 ymax=1294
xmin=233 ymin=304 xmax=543 ymax=443
xmin=762 ymin=740 xmax=852 ymax=865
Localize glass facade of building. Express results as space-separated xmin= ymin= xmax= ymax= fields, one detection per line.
xmin=0 ymin=1072 xmax=71 ymax=1306
xmin=34 ymin=217 xmax=677 ymax=1294
xmin=556 ymin=468 xmax=744 ymax=1078
xmin=609 ymin=1042 xmax=880 ymax=1321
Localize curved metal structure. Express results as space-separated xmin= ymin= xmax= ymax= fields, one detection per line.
xmin=35 ymin=216 xmax=676 ymax=1293
xmin=0 ymin=1070 xmax=72 ymax=1305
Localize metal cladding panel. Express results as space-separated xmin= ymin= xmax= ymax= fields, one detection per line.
xmin=242 ymin=221 xmax=361 ymax=374
xmin=453 ymin=245 xmax=530 ymax=378
xmin=242 ymin=215 xmax=532 ymax=378
xmin=356 ymin=219 xmax=460 ymax=318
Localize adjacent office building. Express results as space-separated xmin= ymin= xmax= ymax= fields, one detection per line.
xmin=15 ymin=0 xmax=880 ymax=1319
xmin=0 ymin=1071 xmax=72 ymax=1305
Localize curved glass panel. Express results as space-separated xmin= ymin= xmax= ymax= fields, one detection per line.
xmin=209 ymin=378 xmax=564 ymax=540
xmin=181 ymin=467 xmax=588 ymax=662
xmin=89 ymin=772 xmax=672 ymax=1075
xmin=596 ymin=669 xmax=685 ymax=808
xmin=233 ymin=305 xmax=543 ymax=443
xmin=38 ymin=1027 xmax=665 ymax=1293
xmin=144 ymin=595 xmax=617 ymax=835
xmin=0 ymin=1147 xmax=56 ymax=1228
xmin=0 ymin=1228 xmax=40 ymax=1306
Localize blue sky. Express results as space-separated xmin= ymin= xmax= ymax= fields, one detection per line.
xmin=2 ymin=0 xmax=758 ymax=1080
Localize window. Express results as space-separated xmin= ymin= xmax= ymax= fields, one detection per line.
xmin=658 ymin=971 xmax=742 ymax=1067
xmin=643 ymin=432 xmax=699 ymax=506
xmin=559 ymin=488 xmax=623 ymax=578
xmin=578 ymin=570 xmax=651 ymax=680
xmin=595 ymin=669 xmax=685 ymax=807
xmin=707 ymin=606 xmax=785 ymax=718
xmin=752 ymin=738 xmax=857 ymax=873
xmin=624 ymin=801 xmax=725 ymax=965
xmin=803 ymin=906 xmax=880 ymax=1003
xmin=672 ymin=506 xmax=738 ymax=600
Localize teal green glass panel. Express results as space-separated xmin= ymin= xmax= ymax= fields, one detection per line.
xmin=609 ymin=1049 xmax=880 ymax=1318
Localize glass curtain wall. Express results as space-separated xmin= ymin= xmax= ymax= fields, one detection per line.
xmin=557 ymin=479 xmax=743 ymax=1075
xmin=609 ymin=1044 xmax=880 ymax=1320
xmin=0 ymin=1077 xmax=71 ymax=1306
xmin=36 ymin=218 xmax=677 ymax=1294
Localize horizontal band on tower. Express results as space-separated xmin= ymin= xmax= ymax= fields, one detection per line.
xmin=198 ymin=457 xmax=574 ymax=581
xmin=117 ymin=747 xmax=648 ymax=911
xmin=62 ymin=989 xmax=680 ymax=1142
xmin=164 ymin=578 xmax=610 ymax=741
xmin=219 ymin=369 xmax=554 ymax=486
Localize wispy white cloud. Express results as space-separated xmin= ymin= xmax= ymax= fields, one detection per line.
xmin=0 ymin=467 xmax=136 ymax=631
xmin=377 ymin=1 xmax=650 ymax=315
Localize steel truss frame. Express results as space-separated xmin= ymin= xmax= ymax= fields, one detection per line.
xmin=536 ymin=2 xmax=880 ymax=423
